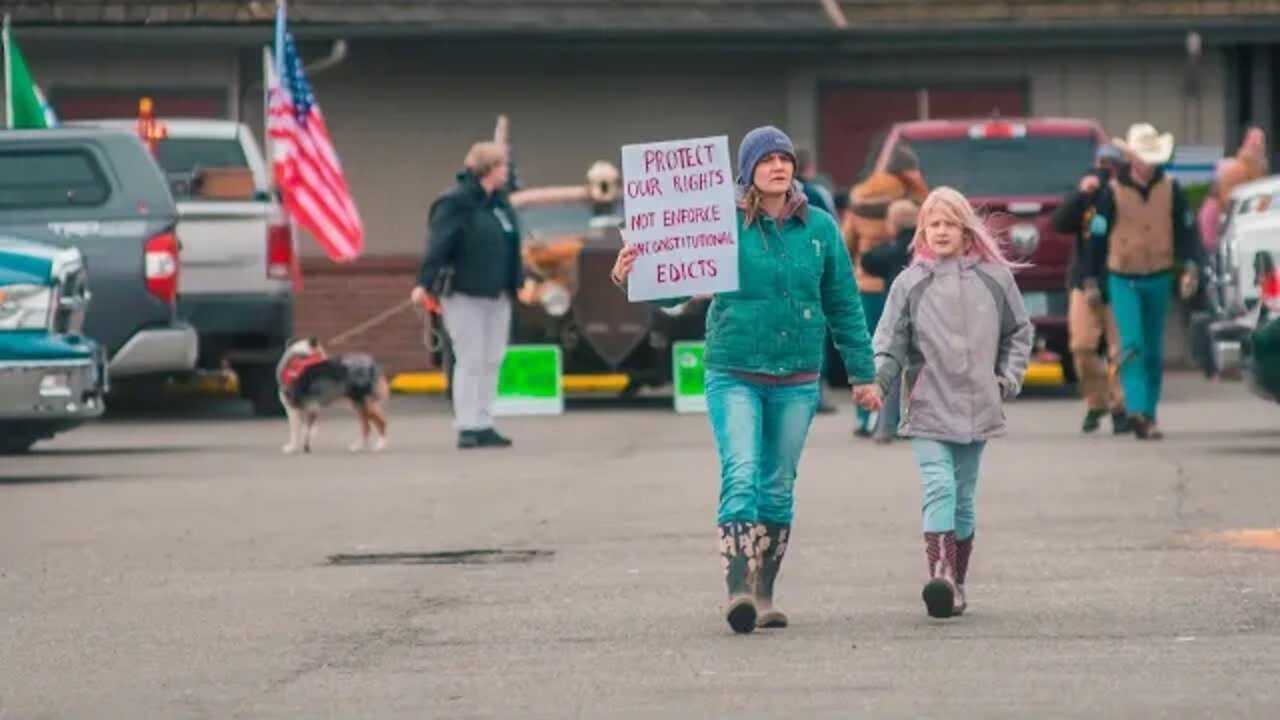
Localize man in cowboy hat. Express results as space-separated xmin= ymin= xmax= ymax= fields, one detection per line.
xmin=1053 ymin=143 xmax=1130 ymax=435
xmin=1080 ymin=122 xmax=1207 ymax=440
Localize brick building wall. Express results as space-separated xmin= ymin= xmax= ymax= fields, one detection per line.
xmin=294 ymin=256 xmax=440 ymax=376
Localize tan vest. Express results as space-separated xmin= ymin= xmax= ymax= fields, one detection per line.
xmin=1107 ymin=178 xmax=1175 ymax=275
xmin=847 ymin=211 xmax=892 ymax=293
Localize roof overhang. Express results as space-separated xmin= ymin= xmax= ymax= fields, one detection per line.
xmin=12 ymin=17 xmax=1280 ymax=51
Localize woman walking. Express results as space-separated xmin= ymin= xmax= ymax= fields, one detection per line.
xmin=413 ymin=140 xmax=523 ymax=449
xmin=611 ymin=126 xmax=881 ymax=634
xmin=873 ymin=187 xmax=1034 ymax=619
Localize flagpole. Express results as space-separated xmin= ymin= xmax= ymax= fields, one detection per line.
xmin=3 ymin=14 xmax=14 ymax=129
xmin=262 ymin=44 xmax=273 ymax=193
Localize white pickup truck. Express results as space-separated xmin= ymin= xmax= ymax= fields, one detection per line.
xmin=73 ymin=118 xmax=298 ymax=415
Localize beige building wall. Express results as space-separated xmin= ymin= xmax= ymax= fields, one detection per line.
xmin=788 ymin=48 xmax=1228 ymax=155
xmin=238 ymin=45 xmax=789 ymax=257
xmin=10 ymin=41 xmax=1230 ymax=261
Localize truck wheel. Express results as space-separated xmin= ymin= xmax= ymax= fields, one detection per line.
xmin=236 ymin=363 xmax=286 ymax=417
xmin=0 ymin=436 xmax=37 ymax=455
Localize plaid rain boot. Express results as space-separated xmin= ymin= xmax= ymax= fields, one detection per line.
xmin=953 ymin=533 xmax=974 ymax=616
xmin=922 ymin=531 xmax=959 ymax=619
xmin=754 ymin=523 xmax=790 ymax=629
xmin=717 ymin=522 xmax=759 ymax=634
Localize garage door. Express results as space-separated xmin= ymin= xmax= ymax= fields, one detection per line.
xmin=47 ymin=88 xmax=226 ymax=120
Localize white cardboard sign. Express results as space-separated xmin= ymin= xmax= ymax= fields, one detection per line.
xmin=620 ymin=135 xmax=739 ymax=302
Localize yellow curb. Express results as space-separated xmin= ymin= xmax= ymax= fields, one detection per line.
xmin=390 ymin=372 xmax=631 ymax=395
xmin=1024 ymin=361 xmax=1065 ymax=387
xmin=390 ymin=372 xmax=448 ymax=394
xmin=1204 ymin=529 xmax=1280 ymax=551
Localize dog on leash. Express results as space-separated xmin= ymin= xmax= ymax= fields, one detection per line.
xmin=276 ymin=337 xmax=390 ymax=454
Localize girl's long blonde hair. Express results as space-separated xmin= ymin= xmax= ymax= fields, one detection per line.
xmin=911 ymin=186 xmax=1029 ymax=269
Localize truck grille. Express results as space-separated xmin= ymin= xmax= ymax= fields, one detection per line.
xmin=52 ymin=267 xmax=90 ymax=335
xmin=572 ymin=245 xmax=653 ymax=368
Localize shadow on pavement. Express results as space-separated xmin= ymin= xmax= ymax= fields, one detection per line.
xmin=23 ymin=445 xmax=203 ymax=457
xmin=0 ymin=473 xmax=113 ymax=486
xmin=1206 ymin=445 xmax=1280 ymax=457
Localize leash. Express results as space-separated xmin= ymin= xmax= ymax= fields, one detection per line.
xmin=325 ymin=298 xmax=414 ymax=347
xmin=320 ymin=292 xmax=450 ymax=356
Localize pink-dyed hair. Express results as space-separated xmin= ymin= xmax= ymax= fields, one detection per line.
xmin=910 ymin=186 xmax=1029 ymax=269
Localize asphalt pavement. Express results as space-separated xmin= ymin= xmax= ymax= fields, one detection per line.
xmin=2 ymin=373 xmax=1278 ymax=719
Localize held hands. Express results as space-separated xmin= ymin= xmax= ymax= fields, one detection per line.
xmin=1079 ymin=174 xmax=1101 ymax=193
xmin=1083 ymin=278 xmax=1103 ymax=308
xmin=852 ymin=384 xmax=882 ymax=412
xmin=1180 ymin=268 xmax=1200 ymax=300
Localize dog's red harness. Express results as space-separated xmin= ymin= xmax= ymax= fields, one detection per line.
xmin=281 ymin=352 xmax=325 ymax=388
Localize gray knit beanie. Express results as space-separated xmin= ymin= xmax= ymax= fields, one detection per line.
xmin=736 ymin=126 xmax=797 ymax=187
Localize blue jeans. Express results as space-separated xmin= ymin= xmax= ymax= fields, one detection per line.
xmin=1108 ymin=273 xmax=1171 ymax=419
xmin=912 ymin=439 xmax=986 ymax=540
xmin=706 ymin=370 xmax=821 ymax=525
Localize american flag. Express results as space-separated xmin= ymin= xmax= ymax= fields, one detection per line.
xmin=267 ymin=5 xmax=363 ymax=262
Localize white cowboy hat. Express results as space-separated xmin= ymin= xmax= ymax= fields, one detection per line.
xmin=1113 ymin=123 xmax=1176 ymax=165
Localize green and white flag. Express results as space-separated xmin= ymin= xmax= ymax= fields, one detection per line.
xmin=2 ymin=15 xmax=58 ymax=129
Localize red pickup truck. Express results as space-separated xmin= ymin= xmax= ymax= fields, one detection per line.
xmin=861 ymin=116 xmax=1108 ymax=383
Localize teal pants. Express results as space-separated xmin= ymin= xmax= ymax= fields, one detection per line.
xmin=855 ymin=291 xmax=887 ymax=432
xmin=706 ymin=370 xmax=821 ymax=525
xmin=1108 ymin=273 xmax=1171 ymax=419
xmin=912 ymin=439 xmax=986 ymax=539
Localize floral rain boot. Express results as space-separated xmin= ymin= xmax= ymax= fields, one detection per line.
xmin=717 ymin=521 xmax=759 ymax=634
xmin=754 ymin=523 xmax=790 ymax=629
xmin=954 ymin=533 xmax=974 ymax=616
xmin=922 ymin=531 xmax=959 ymax=619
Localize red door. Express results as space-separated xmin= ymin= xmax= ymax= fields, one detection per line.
xmin=819 ymin=85 xmax=1028 ymax=188
xmin=49 ymin=90 xmax=225 ymax=120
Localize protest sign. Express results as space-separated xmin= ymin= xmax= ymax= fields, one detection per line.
xmin=672 ymin=340 xmax=707 ymax=414
xmin=493 ymin=345 xmax=564 ymax=416
xmin=620 ymin=135 xmax=739 ymax=302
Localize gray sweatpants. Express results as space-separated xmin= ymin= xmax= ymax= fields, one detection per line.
xmin=440 ymin=292 xmax=512 ymax=431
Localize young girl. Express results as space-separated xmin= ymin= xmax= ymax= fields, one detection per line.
xmin=872 ymin=187 xmax=1034 ymax=619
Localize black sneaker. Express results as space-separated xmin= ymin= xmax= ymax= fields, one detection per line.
xmin=1082 ymin=409 xmax=1106 ymax=433
xmin=476 ymin=428 xmax=513 ymax=448
xmin=458 ymin=430 xmax=481 ymax=449
xmin=1111 ymin=411 xmax=1134 ymax=435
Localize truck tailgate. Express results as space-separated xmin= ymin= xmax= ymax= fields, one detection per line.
xmin=175 ymin=200 xmax=281 ymax=295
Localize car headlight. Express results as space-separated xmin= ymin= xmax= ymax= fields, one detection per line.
xmin=0 ymin=284 xmax=53 ymax=331
xmin=540 ymin=282 xmax=571 ymax=317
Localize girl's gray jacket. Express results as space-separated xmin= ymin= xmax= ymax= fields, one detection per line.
xmin=873 ymin=255 xmax=1034 ymax=443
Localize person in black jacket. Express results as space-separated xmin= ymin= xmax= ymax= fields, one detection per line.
xmin=1052 ymin=143 xmax=1131 ymax=435
xmin=412 ymin=141 xmax=523 ymax=449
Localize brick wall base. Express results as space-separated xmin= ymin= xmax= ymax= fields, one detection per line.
xmin=295 ymin=255 xmax=439 ymax=376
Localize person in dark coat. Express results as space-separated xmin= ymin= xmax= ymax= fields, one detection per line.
xmin=412 ymin=141 xmax=523 ymax=449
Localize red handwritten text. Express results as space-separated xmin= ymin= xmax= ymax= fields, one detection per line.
xmin=671 ymin=169 xmax=726 ymax=193
xmin=663 ymin=204 xmax=722 ymax=227
xmin=643 ymin=143 xmax=717 ymax=174
xmin=657 ymin=259 xmax=719 ymax=283
xmin=625 ymin=177 xmax=664 ymax=199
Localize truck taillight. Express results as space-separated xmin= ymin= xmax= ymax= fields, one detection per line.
xmin=144 ymin=231 xmax=179 ymax=305
xmin=267 ymin=223 xmax=294 ymax=280
xmin=969 ymin=121 xmax=1026 ymax=139
xmin=1262 ymin=270 xmax=1280 ymax=313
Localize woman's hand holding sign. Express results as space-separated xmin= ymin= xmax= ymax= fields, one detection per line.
xmin=611 ymin=242 xmax=639 ymax=286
